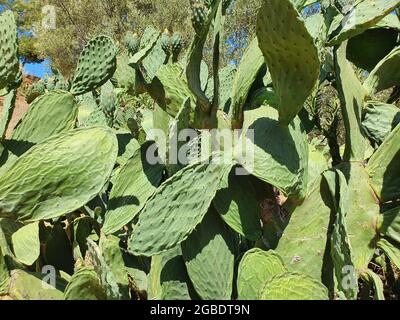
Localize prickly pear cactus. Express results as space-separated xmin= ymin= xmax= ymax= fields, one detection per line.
xmin=181 ymin=209 xmax=235 ymax=300
xmin=160 ymin=29 xmax=171 ymax=55
xmin=260 ymin=272 xmax=329 ymax=300
xmin=128 ymin=158 xmax=233 ymax=257
xmin=256 ymin=0 xmax=320 ymax=126
xmin=328 ymin=0 xmax=400 ymax=46
xmin=171 ymin=32 xmax=183 ymax=62
xmin=191 ymin=1 xmax=209 ymax=34
xmin=0 ymin=11 xmax=20 ymax=91
xmin=70 ymin=36 xmax=117 ymax=96
xmin=364 ymin=46 xmax=400 ymax=95
xmin=64 ymin=267 xmax=107 ymax=300
xmin=237 ymin=249 xmax=287 ymax=300
xmin=124 ymin=32 xmax=141 ymax=56
xmin=12 ymin=90 xmax=78 ymax=148
xmin=103 ymin=142 xmax=164 ymax=235
xmin=0 ymin=127 xmax=118 ymax=222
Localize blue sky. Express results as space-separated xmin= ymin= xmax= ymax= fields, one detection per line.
xmin=23 ymin=59 xmax=52 ymax=78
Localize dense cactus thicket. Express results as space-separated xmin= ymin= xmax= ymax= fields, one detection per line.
xmin=0 ymin=0 xmax=400 ymax=300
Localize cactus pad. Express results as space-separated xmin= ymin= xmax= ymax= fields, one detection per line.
xmin=0 ymin=11 xmax=20 ymax=91
xmin=128 ymin=158 xmax=233 ymax=256
xmin=103 ymin=142 xmax=164 ymax=235
xmin=256 ymin=0 xmax=320 ymax=126
xmin=367 ymin=123 xmax=400 ymax=203
xmin=213 ymin=170 xmax=262 ymax=241
xmin=364 ymin=46 xmax=400 ymax=95
xmin=0 ymin=127 xmax=118 ymax=222
xmin=260 ymin=272 xmax=329 ymax=300
xmin=181 ymin=209 xmax=235 ymax=300
xmin=12 ymin=90 xmax=78 ymax=147
xmin=237 ymin=249 xmax=287 ymax=300
xmin=328 ymin=0 xmax=400 ymax=46
xmin=70 ymin=36 xmax=117 ymax=96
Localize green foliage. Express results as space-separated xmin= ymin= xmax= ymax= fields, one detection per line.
xmin=0 ymin=0 xmax=400 ymax=301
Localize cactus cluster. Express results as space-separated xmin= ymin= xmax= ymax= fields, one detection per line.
xmin=1 ymin=0 xmax=400 ymax=301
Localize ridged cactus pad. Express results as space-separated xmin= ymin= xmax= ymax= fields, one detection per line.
xmin=256 ymin=0 xmax=320 ymax=126
xmin=70 ymin=36 xmax=117 ymax=96
xmin=237 ymin=249 xmax=288 ymax=300
xmin=0 ymin=127 xmax=118 ymax=222
xmin=260 ymin=272 xmax=329 ymax=300
xmin=0 ymin=11 xmax=20 ymax=91
xmin=12 ymin=90 xmax=78 ymax=147
xmin=328 ymin=0 xmax=400 ymax=46
xmin=181 ymin=209 xmax=235 ymax=300
xmin=128 ymin=158 xmax=233 ymax=256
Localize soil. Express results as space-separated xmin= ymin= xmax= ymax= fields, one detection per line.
xmin=0 ymin=75 xmax=38 ymax=139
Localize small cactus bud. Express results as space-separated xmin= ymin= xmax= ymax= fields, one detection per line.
xmin=124 ymin=32 xmax=141 ymax=55
xmin=191 ymin=2 xmax=208 ymax=33
xmin=161 ymin=29 xmax=172 ymax=55
xmin=171 ymin=32 xmax=183 ymax=61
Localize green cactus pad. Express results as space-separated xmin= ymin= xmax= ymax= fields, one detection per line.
xmin=181 ymin=209 xmax=235 ymax=300
xmin=0 ymin=89 xmax=16 ymax=139
xmin=171 ymin=32 xmax=183 ymax=60
xmin=328 ymin=0 xmax=400 ymax=46
xmin=256 ymin=0 xmax=320 ymax=126
xmin=236 ymin=106 xmax=308 ymax=199
xmin=154 ymin=62 xmax=196 ymax=118
xmin=0 ymin=11 xmax=20 ymax=91
xmin=213 ymin=169 xmax=262 ymax=241
xmin=112 ymin=53 xmax=137 ymax=93
xmin=86 ymin=239 xmax=123 ymax=300
xmin=11 ymin=222 xmax=40 ymax=266
xmin=377 ymin=237 xmax=400 ymax=268
xmin=260 ymin=272 xmax=329 ymax=300
xmin=25 ymin=81 xmax=46 ymax=104
xmin=70 ymin=36 xmax=117 ymax=96
xmin=12 ymin=90 xmax=78 ymax=148
xmin=324 ymin=170 xmax=357 ymax=299
xmin=191 ymin=3 xmax=208 ymax=33
xmin=362 ymin=101 xmax=400 ymax=145
xmin=161 ymin=31 xmax=171 ymax=54
xmin=379 ymin=207 xmax=400 ymax=244
xmin=0 ymin=127 xmax=118 ymax=222
xmin=364 ymin=46 xmax=400 ymax=95
xmin=103 ymin=142 xmax=164 ymax=235
xmin=99 ymin=235 xmax=130 ymax=299
xmin=7 ymin=270 xmax=65 ymax=300
xmin=0 ymin=247 xmax=9 ymax=295
xmin=64 ymin=267 xmax=107 ymax=300
xmin=230 ymin=38 xmax=265 ymax=127
xmin=346 ymin=15 xmax=400 ymax=72
xmin=129 ymin=26 xmax=160 ymax=67
xmin=276 ymin=176 xmax=332 ymax=281
xmin=140 ymin=38 xmax=167 ymax=84
xmin=237 ymin=249 xmax=287 ymax=300
xmin=338 ymin=163 xmax=379 ymax=272
xmin=148 ymin=246 xmax=198 ymax=300
xmin=334 ymin=42 xmax=366 ymax=162
xmin=367 ymin=123 xmax=400 ymax=203
xmin=123 ymin=32 xmax=141 ymax=55
xmin=307 ymin=144 xmax=329 ymax=189
xmin=128 ymin=158 xmax=233 ymax=257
